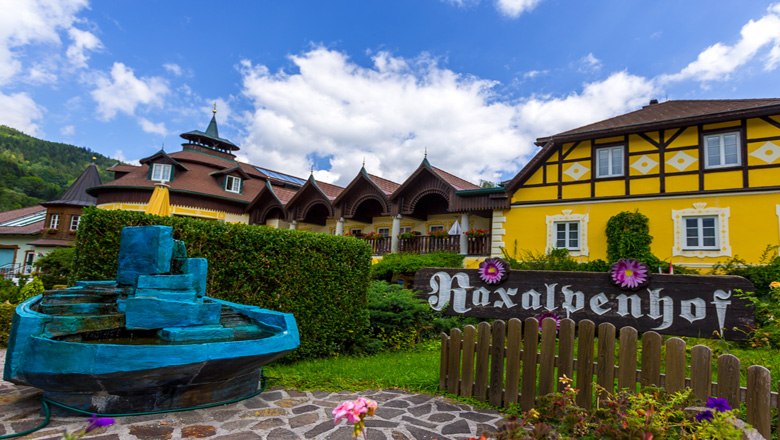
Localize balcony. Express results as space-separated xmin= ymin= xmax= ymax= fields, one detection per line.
xmin=364 ymin=235 xmax=490 ymax=256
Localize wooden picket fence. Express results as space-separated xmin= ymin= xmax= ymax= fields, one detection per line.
xmin=440 ymin=317 xmax=776 ymax=439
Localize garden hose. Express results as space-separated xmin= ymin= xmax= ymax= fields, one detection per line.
xmin=0 ymin=372 xmax=267 ymax=439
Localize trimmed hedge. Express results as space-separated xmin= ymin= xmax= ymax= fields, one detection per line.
xmin=371 ymin=252 xmax=465 ymax=281
xmin=73 ymin=207 xmax=372 ymax=360
xmin=0 ymin=303 xmax=13 ymax=347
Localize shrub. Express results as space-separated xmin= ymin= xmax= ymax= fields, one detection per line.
xmin=371 ymin=252 xmax=465 ymax=281
xmin=502 ymin=247 xmax=610 ymax=272
xmin=0 ymin=302 xmax=14 ymax=347
xmin=365 ymin=281 xmax=432 ymax=351
xmin=73 ymin=207 xmax=371 ymax=361
xmin=605 ymin=210 xmax=654 ymax=264
xmin=35 ymin=247 xmax=75 ymax=289
xmin=18 ymin=277 xmax=44 ymax=302
xmin=713 ymin=245 xmax=780 ymax=298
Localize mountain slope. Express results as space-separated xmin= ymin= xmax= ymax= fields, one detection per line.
xmin=0 ymin=125 xmax=117 ymax=211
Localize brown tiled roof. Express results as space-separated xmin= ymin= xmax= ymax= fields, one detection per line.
xmin=431 ymin=166 xmax=480 ymax=191
xmin=508 ymin=99 xmax=780 ymax=193
xmin=0 ymin=205 xmax=45 ymax=235
xmin=26 ymin=238 xmax=73 ymax=247
xmin=272 ymin=185 xmax=298 ymax=205
xmin=368 ymin=174 xmax=401 ymax=195
xmin=537 ymin=99 xmax=780 ymax=145
xmin=315 ymin=180 xmax=344 ymax=200
xmin=108 ymin=164 xmax=140 ymax=173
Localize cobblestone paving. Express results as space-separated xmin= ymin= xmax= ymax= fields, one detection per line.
xmin=1 ymin=349 xmax=504 ymax=439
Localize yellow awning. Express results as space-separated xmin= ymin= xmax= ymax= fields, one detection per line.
xmin=145 ymin=183 xmax=171 ymax=217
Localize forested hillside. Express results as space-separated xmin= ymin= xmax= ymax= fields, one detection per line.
xmin=0 ymin=126 xmax=117 ymax=211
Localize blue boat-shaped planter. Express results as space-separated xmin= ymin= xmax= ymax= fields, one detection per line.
xmin=3 ymin=225 xmax=300 ymax=414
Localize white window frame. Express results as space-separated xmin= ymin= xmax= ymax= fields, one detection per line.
xmin=704 ymin=131 xmax=741 ymax=169
xmin=225 ymin=175 xmax=242 ymax=193
xmin=554 ymin=221 xmax=580 ymax=251
xmin=49 ymin=213 xmax=59 ymax=229
xmin=672 ymin=203 xmax=731 ymax=258
xmin=377 ymin=227 xmax=390 ymax=237
xmin=350 ymin=228 xmax=362 ymax=236
xmin=682 ymin=216 xmax=718 ymax=250
xmin=151 ymin=163 xmax=173 ymax=182
xmin=70 ymin=215 xmax=80 ymax=231
xmin=400 ymin=226 xmax=412 ymax=234
xmin=596 ymin=145 xmax=624 ymax=178
xmin=429 ymin=225 xmax=445 ymax=233
xmin=546 ymin=210 xmax=589 ymax=257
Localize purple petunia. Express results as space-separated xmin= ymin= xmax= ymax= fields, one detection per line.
xmin=705 ymin=397 xmax=732 ymax=412
xmin=695 ymin=410 xmax=714 ymax=422
xmin=478 ymin=258 xmax=507 ymax=285
xmin=610 ymin=259 xmax=649 ymax=289
xmin=86 ymin=414 xmax=115 ymax=433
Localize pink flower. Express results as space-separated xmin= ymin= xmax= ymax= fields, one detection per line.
xmin=333 ymin=397 xmax=378 ymax=438
xmin=610 ymin=259 xmax=649 ymax=289
xmin=478 ymin=258 xmax=507 ymax=284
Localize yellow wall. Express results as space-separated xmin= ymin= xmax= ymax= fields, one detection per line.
xmin=503 ymin=191 xmax=780 ymax=267
xmin=98 ymin=203 xmax=250 ymax=223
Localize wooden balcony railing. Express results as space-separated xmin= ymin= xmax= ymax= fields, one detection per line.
xmin=364 ymin=237 xmax=392 ymax=255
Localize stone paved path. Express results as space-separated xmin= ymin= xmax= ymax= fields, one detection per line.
xmin=1 ymin=349 xmax=504 ymax=439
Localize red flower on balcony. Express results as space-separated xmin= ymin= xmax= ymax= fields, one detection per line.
xmin=465 ymin=228 xmax=489 ymax=238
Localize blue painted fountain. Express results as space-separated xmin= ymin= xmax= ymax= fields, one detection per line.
xmin=3 ymin=225 xmax=299 ymax=413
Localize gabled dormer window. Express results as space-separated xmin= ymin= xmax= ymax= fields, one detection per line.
xmin=225 ymin=175 xmax=242 ymax=193
xmin=151 ymin=163 xmax=173 ymax=182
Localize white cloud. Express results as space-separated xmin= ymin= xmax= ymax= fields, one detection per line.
xmin=138 ymin=117 xmax=167 ymax=136
xmin=0 ymin=91 xmax=45 ymax=136
xmin=60 ymin=125 xmax=75 ymax=136
xmin=66 ymin=26 xmax=102 ymax=68
xmin=163 ymin=63 xmax=183 ymax=76
xmin=579 ymin=53 xmax=602 ymax=73
xmin=441 ymin=0 xmax=481 ymax=8
xmin=238 ymin=48 xmax=657 ymax=186
xmin=523 ymin=69 xmax=548 ymax=79
xmin=0 ymin=0 xmax=89 ymax=85
xmin=662 ymin=2 xmax=780 ymax=83
xmin=91 ymin=62 xmax=169 ymax=120
xmin=495 ymin=0 xmax=542 ymax=18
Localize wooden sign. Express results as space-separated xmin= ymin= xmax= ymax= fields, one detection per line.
xmin=413 ymin=268 xmax=755 ymax=340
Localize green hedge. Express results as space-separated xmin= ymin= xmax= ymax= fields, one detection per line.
xmin=73 ymin=207 xmax=371 ymax=360
xmin=371 ymin=252 xmax=465 ymax=281
xmin=0 ymin=303 xmax=14 ymax=347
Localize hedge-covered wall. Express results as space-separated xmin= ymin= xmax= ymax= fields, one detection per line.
xmin=73 ymin=207 xmax=372 ymax=360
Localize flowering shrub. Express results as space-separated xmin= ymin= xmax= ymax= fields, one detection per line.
xmin=333 ymin=397 xmax=377 ymax=438
xmin=493 ymin=376 xmax=746 ymax=439
xmin=363 ymin=231 xmax=383 ymax=240
xmin=465 ymin=228 xmax=489 ymax=238
xmin=429 ymin=230 xmax=450 ymax=238
xmin=398 ymin=231 xmax=420 ymax=239
xmin=737 ymin=282 xmax=780 ymax=348
xmin=63 ymin=414 xmax=115 ymax=439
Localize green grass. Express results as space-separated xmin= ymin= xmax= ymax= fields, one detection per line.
xmin=264 ymin=343 xmax=441 ymax=393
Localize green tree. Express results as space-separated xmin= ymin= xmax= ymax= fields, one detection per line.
xmin=605 ymin=211 xmax=655 ymax=264
xmin=35 ymin=247 xmax=76 ymax=289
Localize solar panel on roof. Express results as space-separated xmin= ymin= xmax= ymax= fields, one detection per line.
xmin=255 ymin=167 xmax=306 ymax=186
xmin=0 ymin=211 xmax=46 ymax=227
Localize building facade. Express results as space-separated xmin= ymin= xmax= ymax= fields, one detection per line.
xmin=504 ymin=99 xmax=780 ymax=268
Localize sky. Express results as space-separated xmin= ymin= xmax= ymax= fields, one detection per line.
xmin=1 ymin=0 xmax=779 ymax=187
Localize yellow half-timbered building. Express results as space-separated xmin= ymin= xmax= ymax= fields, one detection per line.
xmin=504 ymin=99 xmax=780 ymax=268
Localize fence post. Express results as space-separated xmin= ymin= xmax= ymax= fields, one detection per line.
xmin=597 ymin=322 xmax=616 ymax=398
xmin=576 ymin=320 xmax=595 ymax=410
xmin=557 ymin=318 xmax=575 ymax=392
xmin=665 ymin=338 xmax=686 ymax=393
xmin=460 ymin=325 xmax=476 ymax=398
xmin=716 ymin=354 xmax=740 ymax=409
xmin=640 ymin=331 xmax=662 ymax=387
xmin=447 ymin=328 xmax=462 ymax=394
xmin=520 ymin=317 xmax=539 ymax=411
xmin=439 ymin=332 xmax=449 ymax=391
xmin=489 ymin=320 xmax=506 ymax=406
xmin=617 ymin=326 xmax=638 ymax=391
xmin=690 ymin=345 xmax=712 ymax=402
xmin=474 ymin=322 xmax=491 ymax=402
xmin=504 ymin=318 xmax=522 ymax=405
xmin=538 ymin=318 xmax=558 ymax=396
xmin=747 ymin=365 xmax=771 ymax=439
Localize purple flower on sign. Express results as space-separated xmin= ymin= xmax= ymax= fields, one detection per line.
xmin=695 ymin=410 xmax=714 ymax=422
xmin=705 ymin=397 xmax=732 ymax=413
xmin=478 ymin=258 xmax=507 ymax=285
xmin=536 ymin=311 xmax=561 ymax=331
xmin=610 ymin=259 xmax=649 ymax=289
xmin=86 ymin=414 xmax=115 ymax=432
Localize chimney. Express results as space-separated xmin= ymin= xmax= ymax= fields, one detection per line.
xmin=643 ymin=99 xmax=659 ymax=108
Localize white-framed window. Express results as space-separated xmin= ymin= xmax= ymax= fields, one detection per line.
xmin=151 ymin=163 xmax=173 ymax=182
xmin=350 ymin=228 xmax=362 ymax=236
xmin=672 ymin=203 xmax=731 ymax=257
xmin=429 ymin=225 xmax=445 ymax=232
xmin=683 ymin=216 xmax=718 ymax=249
xmin=225 ymin=175 xmax=242 ymax=193
xmin=49 ymin=213 xmax=59 ymax=229
xmin=704 ymin=132 xmax=740 ymax=168
xmin=70 ymin=215 xmax=80 ymax=231
xmin=546 ymin=210 xmax=589 ymax=256
xmin=400 ymin=226 xmax=412 ymax=233
xmin=554 ymin=221 xmax=580 ymax=250
xmin=596 ymin=145 xmax=624 ymax=178
xmin=377 ymin=227 xmax=390 ymax=237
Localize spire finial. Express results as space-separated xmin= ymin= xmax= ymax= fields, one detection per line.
xmin=212 ymin=102 xmax=217 ymax=115
xmin=362 ymin=157 xmax=366 ymax=168
xmin=424 ymin=147 xmax=427 ymax=159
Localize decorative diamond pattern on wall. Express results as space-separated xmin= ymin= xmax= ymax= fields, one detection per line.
xmin=666 ymin=151 xmax=697 ymax=171
xmin=750 ymin=141 xmax=780 ymax=164
xmin=563 ymin=163 xmax=589 ymax=180
xmin=630 ymin=155 xmax=659 ymax=175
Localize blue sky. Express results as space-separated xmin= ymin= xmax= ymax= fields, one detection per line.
xmin=1 ymin=1 xmax=779 ymax=186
